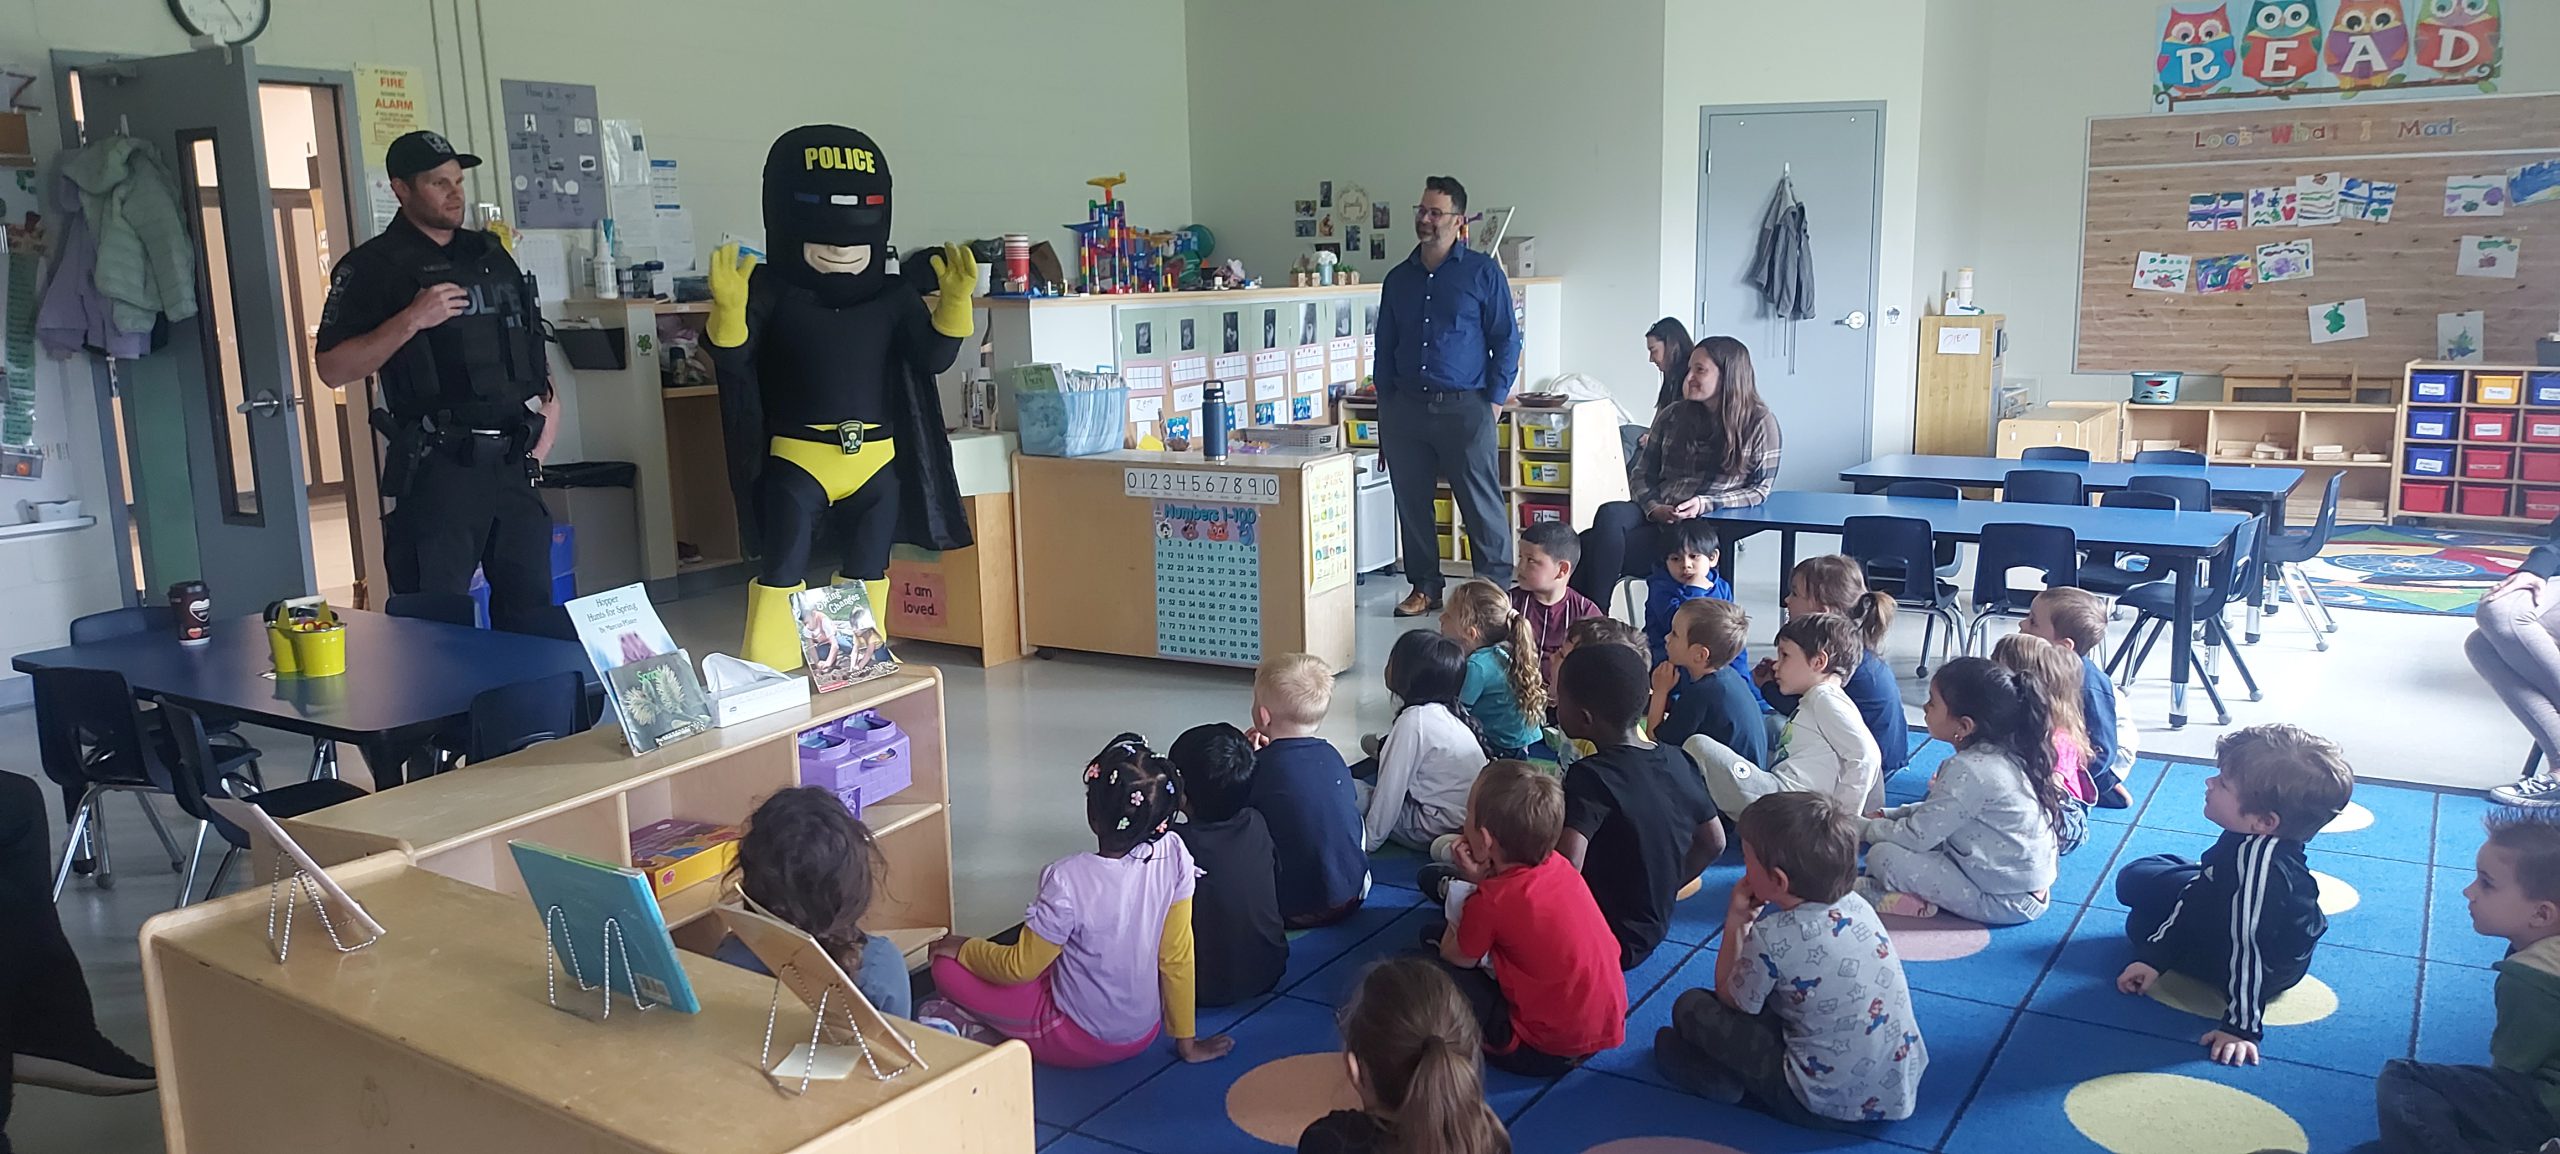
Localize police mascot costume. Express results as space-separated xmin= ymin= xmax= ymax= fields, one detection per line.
xmin=707 ymin=125 xmax=977 ymax=669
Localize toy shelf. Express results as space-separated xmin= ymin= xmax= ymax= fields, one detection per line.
xmin=2392 ymin=362 xmax=2560 ymax=526
xmin=1337 ymin=396 xmax=1629 ymax=573
xmin=2097 ymin=400 xmax=2399 ymax=525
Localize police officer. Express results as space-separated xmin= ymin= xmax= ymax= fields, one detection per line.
xmin=316 ymin=130 xmax=559 ymax=635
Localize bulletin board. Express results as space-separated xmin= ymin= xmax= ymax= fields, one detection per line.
xmin=2076 ymin=94 xmax=2560 ymax=378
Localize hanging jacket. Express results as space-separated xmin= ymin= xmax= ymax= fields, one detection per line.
xmin=1747 ymin=175 xmax=1815 ymax=322
xmin=56 ymin=136 xmax=196 ymax=335
xmin=36 ymin=172 xmax=150 ymax=359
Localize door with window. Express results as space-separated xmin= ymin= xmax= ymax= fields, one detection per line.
xmin=64 ymin=47 xmax=314 ymax=611
xmin=1696 ymin=103 xmax=1885 ymax=491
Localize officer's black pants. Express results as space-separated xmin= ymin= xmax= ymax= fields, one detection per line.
xmin=386 ymin=446 xmax=555 ymax=636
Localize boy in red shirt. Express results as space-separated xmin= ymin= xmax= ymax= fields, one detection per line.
xmin=1427 ymin=759 xmax=1628 ymax=1076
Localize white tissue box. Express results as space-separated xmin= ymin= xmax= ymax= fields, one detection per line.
xmin=700 ymin=653 xmax=811 ymax=728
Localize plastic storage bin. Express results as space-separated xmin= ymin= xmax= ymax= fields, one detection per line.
xmin=1514 ymin=411 xmax=1570 ymax=451
xmin=2532 ymin=372 xmax=2560 ymax=406
xmin=2409 ymin=370 xmax=2463 ymax=404
xmin=2405 ymin=445 xmax=2455 ymax=476
xmin=2476 ymin=374 xmax=2524 ymax=406
xmin=2525 ymin=488 xmax=2560 ymax=521
xmin=2525 ymin=449 xmax=2560 ymax=483
xmin=1432 ymin=496 xmax=1455 ymax=524
xmin=1017 ymin=386 xmax=1129 ymax=457
xmin=2460 ymin=484 xmax=2514 ymax=518
xmin=2406 ymin=408 xmax=2458 ymax=440
xmin=1520 ymin=500 xmax=1569 ymax=527
xmin=2528 ymin=415 xmax=2560 ymax=446
xmin=2400 ymin=480 xmax=2452 ymax=513
xmin=1520 ymin=460 xmax=1570 ymax=489
xmin=2465 ymin=447 xmax=2516 ymax=479
xmin=2471 ymin=411 xmax=2519 ymax=442
xmin=1438 ymin=533 xmax=1471 ymax=562
xmin=798 ymin=711 xmax=912 ymax=817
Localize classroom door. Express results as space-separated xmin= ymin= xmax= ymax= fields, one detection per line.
xmin=1696 ymin=104 xmax=1883 ymax=491
xmin=66 ymin=47 xmax=316 ymax=609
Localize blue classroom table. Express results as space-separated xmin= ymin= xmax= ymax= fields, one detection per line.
xmin=1704 ymin=490 xmax=2251 ymax=729
xmin=12 ymin=609 xmax=598 ymax=791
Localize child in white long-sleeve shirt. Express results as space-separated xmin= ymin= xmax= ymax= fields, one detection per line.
xmin=1354 ymin=630 xmax=1493 ymax=852
xmin=1687 ymin=613 xmax=1880 ymax=818
xmin=1857 ymin=657 xmax=2062 ymax=926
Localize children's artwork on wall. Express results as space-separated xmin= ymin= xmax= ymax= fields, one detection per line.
xmin=2307 ymin=298 xmax=2369 ymax=345
xmin=2438 ymin=311 xmax=2486 ymax=364
xmin=2511 ymin=160 xmax=2560 ymax=208
xmin=2294 ymin=172 xmax=2343 ymax=226
xmin=1369 ymin=236 xmax=1386 ymax=261
xmin=2186 ymin=193 xmax=2218 ymax=231
xmin=2445 ymin=174 xmax=2508 ymax=217
xmin=2340 ymin=178 xmax=2397 ymax=222
xmin=2134 ymin=251 xmax=2193 ymax=293
xmin=2245 ymin=186 xmax=2298 ymax=228
xmin=2255 ymin=240 xmax=2314 ymax=283
xmin=2195 ymin=253 xmax=2255 ymax=294
xmin=2456 ymin=234 xmax=2520 ymax=279
xmin=2214 ymin=191 xmax=2245 ymax=229
xmin=2151 ymin=0 xmax=2504 ymax=112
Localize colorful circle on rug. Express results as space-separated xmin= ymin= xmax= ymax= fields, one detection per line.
xmin=1226 ymin=1052 xmax=1363 ymax=1145
xmin=2147 ymin=970 xmax=2339 ymax=1027
xmin=1585 ymin=1140 xmax=1746 ymax=1154
xmin=1879 ymin=911 xmax=1991 ymax=961
xmin=2311 ymin=870 xmax=2359 ymax=915
xmin=2065 ymin=1072 xmax=2306 ymax=1153
xmin=2321 ymin=802 xmax=2374 ymax=835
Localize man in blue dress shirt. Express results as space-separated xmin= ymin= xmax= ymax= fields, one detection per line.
xmin=1374 ymin=176 xmax=1522 ymax=616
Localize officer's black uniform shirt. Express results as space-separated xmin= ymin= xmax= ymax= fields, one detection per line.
xmin=316 ymin=214 xmax=547 ymax=429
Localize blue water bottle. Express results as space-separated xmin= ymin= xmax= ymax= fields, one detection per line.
xmin=1202 ymin=380 xmax=1230 ymax=462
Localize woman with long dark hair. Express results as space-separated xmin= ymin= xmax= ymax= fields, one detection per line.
xmin=1574 ymin=336 xmax=1784 ymax=609
xmin=1644 ymin=317 xmax=1695 ymax=419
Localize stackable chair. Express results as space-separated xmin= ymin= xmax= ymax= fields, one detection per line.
xmin=1965 ymin=523 xmax=2080 ymax=654
xmin=2109 ymin=516 xmax=2265 ymax=727
xmin=2261 ymin=471 xmax=2345 ymax=650
xmin=1844 ymin=514 xmax=1961 ymax=678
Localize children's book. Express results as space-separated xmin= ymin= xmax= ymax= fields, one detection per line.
xmin=790 ymin=584 xmax=900 ymax=693
xmin=605 ymin=649 xmax=713 ymax=753
xmin=508 ymin=840 xmax=701 ymax=1014
xmin=565 ymin=583 xmax=679 ymax=733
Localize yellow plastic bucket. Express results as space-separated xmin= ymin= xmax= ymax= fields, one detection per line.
xmin=285 ymin=624 xmax=347 ymax=678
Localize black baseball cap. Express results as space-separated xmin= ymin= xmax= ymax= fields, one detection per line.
xmin=385 ymin=130 xmax=482 ymax=180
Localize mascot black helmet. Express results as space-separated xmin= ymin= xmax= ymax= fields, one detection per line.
xmin=763 ymin=124 xmax=894 ymax=300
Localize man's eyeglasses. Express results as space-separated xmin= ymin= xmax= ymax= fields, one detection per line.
xmin=1411 ymin=206 xmax=1459 ymax=222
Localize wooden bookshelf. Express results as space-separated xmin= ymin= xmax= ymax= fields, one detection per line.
xmin=2391 ymin=362 xmax=2560 ymax=527
xmin=2105 ymin=400 xmax=2398 ymax=525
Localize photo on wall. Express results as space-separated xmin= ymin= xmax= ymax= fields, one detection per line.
xmin=1180 ymin=318 xmax=1196 ymax=352
xmin=1300 ymin=304 xmax=1317 ymax=346
xmin=1370 ymin=236 xmax=1385 ymax=261
xmin=1135 ymin=322 xmax=1152 ymax=356
xmin=1263 ymin=309 xmax=1278 ymax=350
xmin=1223 ymin=311 xmax=1240 ymax=355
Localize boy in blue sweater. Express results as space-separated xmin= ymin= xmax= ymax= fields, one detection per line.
xmin=1246 ymin=652 xmax=1370 ymax=928
xmin=1646 ymin=520 xmax=1760 ymax=716
xmin=2025 ymin=588 xmax=2136 ymax=809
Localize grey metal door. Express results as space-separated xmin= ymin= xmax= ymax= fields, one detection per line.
xmin=68 ymin=47 xmax=315 ymax=609
xmin=1697 ymin=104 xmax=1884 ymax=491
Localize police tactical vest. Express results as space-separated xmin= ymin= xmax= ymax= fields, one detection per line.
xmin=389 ymin=240 xmax=544 ymax=421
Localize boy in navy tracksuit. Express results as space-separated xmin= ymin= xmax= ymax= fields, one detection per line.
xmin=2114 ymin=724 xmax=2355 ymax=1066
xmin=1645 ymin=520 xmax=1762 ymax=717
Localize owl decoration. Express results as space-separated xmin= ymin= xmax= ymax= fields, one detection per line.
xmin=2158 ymin=5 xmax=2239 ymax=93
xmin=2325 ymin=0 xmax=2410 ymax=90
xmin=2416 ymin=0 xmax=2499 ymax=78
xmin=2240 ymin=0 xmax=2323 ymax=86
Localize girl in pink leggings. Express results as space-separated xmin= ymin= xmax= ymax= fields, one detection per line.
xmin=924 ymin=734 xmax=1237 ymax=1067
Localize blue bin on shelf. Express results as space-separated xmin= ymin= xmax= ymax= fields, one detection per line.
xmin=2406 ymin=445 xmax=2456 ymax=477
xmin=465 ymin=524 xmax=579 ymax=628
xmin=2411 ymin=371 xmax=2463 ymax=404
xmin=2406 ymin=408 xmax=2459 ymax=441
xmin=2531 ymin=372 xmax=2560 ymax=407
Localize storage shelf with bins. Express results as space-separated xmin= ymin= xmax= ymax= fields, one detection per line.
xmin=2104 ymin=400 xmax=2399 ymax=524
xmin=1338 ymin=396 xmax=1628 ymax=567
xmin=2394 ymin=362 xmax=2560 ymax=526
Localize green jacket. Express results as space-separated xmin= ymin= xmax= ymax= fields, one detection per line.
xmin=57 ymin=136 xmax=197 ymax=335
xmin=2493 ymin=936 xmax=2560 ymax=1119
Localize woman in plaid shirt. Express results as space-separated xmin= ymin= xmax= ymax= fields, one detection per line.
xmin=1572 ymin=337 xmax=1782 ymax=607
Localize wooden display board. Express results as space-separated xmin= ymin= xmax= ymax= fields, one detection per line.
xmin=2077 ymin=94 xmax=2560 ymax=378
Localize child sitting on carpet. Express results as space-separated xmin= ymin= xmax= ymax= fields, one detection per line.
xmin=1296 ymin=958 xmax=1512 ymax=1154
xmin=1653 ymin=790 xmax=1926 ymax=1125
xmin=1686 ymin=614 xmax=1880 ymax=818
xmin=1168 ymin=723 xmax=1287 ymax=1009
xmin=1355 ymin=631 xmax=1493 ymax=853
xmin=1991 ymin=633 xmax=2096 ymax=855
xmin=1856 ymin=657 xmax=2061 ymax=926
xmin=2114 ymin=724 xmax=2352 ymax=1067
xmin=1442 ymin=579 xmax=1551 ymax=762
xmin=2375 ymin=810 xmax=2560 ymax=1152
xmin=1552 ymin=642 xmax=1725 ymax=970
xmin=1509 ymin=520 xmax=1604 ymax=691
xmin=1246 ymin=652 xmax=1370 ymax=929
xmin=1754 ymin=555 xmax=1908 ymax=783
xmin=2021 ymin=587 xmax=2136 ymax=809
xmin=1652 ymin=597 xmax=1768 ymax=764
xmin=925 ymin=735 xmax=1234 ymax=1068
xmin=718 ymin=787 xmax=910 ymax=1019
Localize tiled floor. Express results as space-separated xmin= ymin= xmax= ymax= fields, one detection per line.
xmin=2 ymin=552 xmax=2514 ymax=1151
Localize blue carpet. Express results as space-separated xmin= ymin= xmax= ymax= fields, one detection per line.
xmin=1018 ymin=740 xmax=2484 ymax=1153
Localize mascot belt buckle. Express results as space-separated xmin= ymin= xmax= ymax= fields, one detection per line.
xmin=835 ymin=421 xmax=866 ymax=454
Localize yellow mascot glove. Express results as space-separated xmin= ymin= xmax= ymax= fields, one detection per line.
xmin=706 ymin=242 xmax=757 ymax=349
xmin=930 ymin=242 xmax=979 ymax=338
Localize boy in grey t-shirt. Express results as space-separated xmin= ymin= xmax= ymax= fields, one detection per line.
xmin=1654 ymin=791 xmax=1927 ymax=1125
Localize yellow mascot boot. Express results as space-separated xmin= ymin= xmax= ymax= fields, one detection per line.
xmin=744 ymin=581 xmax=807 ymax=671
xmin=862 ymin=578 xmax=893 ymax=642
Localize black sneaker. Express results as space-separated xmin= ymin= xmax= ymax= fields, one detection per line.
xmin=2494 ymin=773 xmax=2560 ymax=810
xmin=14 ymin=1039 xmax=156 ymax=1096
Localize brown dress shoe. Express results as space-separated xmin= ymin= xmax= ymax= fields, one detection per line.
xmin=1393 ymin=590 xmax=1442 ymax=617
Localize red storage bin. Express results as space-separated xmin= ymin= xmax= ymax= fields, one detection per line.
xmin=2465 ymin=447 xmax=2516 ymax=479
xmin=2525 ymin=415 xmax=2560 ymax=445
xmin=2461 ymin=484 xmax=2514 ymax=518
xmin=1519 ymin=500 xmax=1569 ymax=528
xmin=2401 ymin=480 xmax=2452 ymax=513
xmin=2525 ymin=488 xmax=2560 ymax=521
xmin=2471 ymin=410 xmax=2518 ymax=441
xmin=2526 ymin=450 xmax=2560 ymax=483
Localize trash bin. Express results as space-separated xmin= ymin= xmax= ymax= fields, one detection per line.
xmin=537 ymin=461 xmax=642 ymax=596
